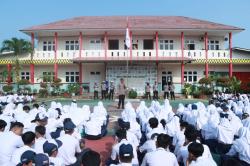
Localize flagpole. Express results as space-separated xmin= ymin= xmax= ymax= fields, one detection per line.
xmin=126 ymin=47 xmax=129 ymax=88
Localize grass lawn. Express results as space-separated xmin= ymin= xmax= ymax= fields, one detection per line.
xmin=35 ymin=97 xmax=208 ymax=110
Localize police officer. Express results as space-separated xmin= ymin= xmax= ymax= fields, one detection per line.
xmin=101 ymin=81 xmax=106 ymax=100
xmin=153 ymin=81 xmax=159 ymax=100
xmin=93 ymin=82 xmax=99 ymax=100
xmin=117 ymin=78 xmax=126 ymax=109
xmin=109 ymin=81 xmax=115 ymax=100
xmin=145 ymin=82 xmax=151 ymax=100
xmin=164 ymin=83 xmax=169 ymax=99
xmin=170 ymin=82 xmax=175 ymax=100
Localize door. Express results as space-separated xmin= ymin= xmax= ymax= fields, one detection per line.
xmin=143 ymin=39 xmax=154 ymax=50
xmin=162 ymin=76 xmax=166 ymax=90
xmin=108 ymin=40 xmax=119 ymax=50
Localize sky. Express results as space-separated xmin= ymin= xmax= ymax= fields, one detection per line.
xmin=0 ymin=0 xmax=249 ymax=48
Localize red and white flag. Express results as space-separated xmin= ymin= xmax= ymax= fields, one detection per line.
xmin=125 ymin=17 xmax=131 ymax=49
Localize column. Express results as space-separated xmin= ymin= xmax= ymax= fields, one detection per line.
xmin=54 ymin=32 xmax=58 ymax=80
xmin=7 ymin=64 xmax=12 ymax=85
xmin=30 ymin=32 xmax=35 ymax=84
xmin=79 ymin=32 xmax=83 ymax=95
xmin=129 ymin=31 xmax=132 ymax=63
xmin=229 ymin=32 xmax=233 ymax=77
xmin=205 ymin=32 xmax=209 ymax=78
xmin=104 ymin=32 xmax=107 ymax=61
xmin=181 ymin=32 xmax=185 ymax=84
xmin=155 ymin=31 xmax=159 ymax=61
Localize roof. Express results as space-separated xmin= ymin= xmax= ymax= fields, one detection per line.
xmin=21 ymin=16 xmax=244 ymax=32
xmin=233 ymin=47 xmax=250 ymax=53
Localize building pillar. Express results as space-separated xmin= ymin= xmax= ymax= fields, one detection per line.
xmin=129 ymin=31 xmax=132 ymax=63
xmin=30 ymin=32 xmax=35 ymax=84
xmin=205 ymin=32 xmax=209 ymax=78
xmin=155 ymin=31 xmax=159 ymax=61
xmin=181 ymin=32 xmax=185 ymax=84
xmin=104 ymin=32 xmax=107 ymax=61
xmin=79 ymin=32 xmax=83 ymax=95
xmin=229 ymin=32 xmax=233 ymax=77
xmin=54 ymin=32 xmax=58 ymax=80
xmin=7 ymin=64 xmax=12 ymax=85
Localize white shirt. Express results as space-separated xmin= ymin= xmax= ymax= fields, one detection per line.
xmin=49 ymin=156 xmax=65 ymax=166
xmin=85 ymin=120 xmax=102 ymax=136
xmin=146 ymin=127 xmax=165 ymax=140
xmin=111 ymin=139 xmax=138 ymax=166
xmin=139 ymin=139 xmax=156 ymax=153
xmin=126 ymin=131 xmax=139 ymax=147
xmin=189 ymin=156 xmax=217 ymax=166
xmin=0 ymin=131 xmax=23 ymax=164
xmin=111 ymin=163 xmax=132 ymax=166
xmin=34 ymin=137 xmax=47 ymax=153
xmin=57 ymin=134 xmax=81 ymax=165
xmin=11 ymin=145 xmax=35 ymax=165
xmin=141 ymin=147 xmax=178 ymax=166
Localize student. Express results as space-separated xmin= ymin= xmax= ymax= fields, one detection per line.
xmin=0 ymin=122 xmax=24 ymax=164
xmin=141 ymin=134 xmax=178 ymax=166
xmin=145 ymin=82 xmax=151 ymax=100
xmin=80 ymin=149 xmax=101 ymax=166
xmin=117 ymin=78 xmax=126 ymax=109
xmin=11 ymin=131 xmax=36 ymax=165
xmin=109 ymin=81 xmax=115 ymax=100
xmin=93 ymin=82 xmax=99 ymax=100
xmin=17 ymin=150 xmax=36 ymax=166
xmin=34 ymin=153 xmax=50 ymax=166
xmin=57 ymin=118 xmax=81 ymax=165
xmin=43 ymin=140 xmax=64 ymax=166
xmin=146 ymin=117 xmax=165 ymax=140
xmin=152 ymin=81 xmax=159 ymax=100
xmin=34 ymin=125 xmax=47 ymax=153
xmin=0 ymin=119 xmax=7 ymax=132
xmin=186 ymin=142 xmax=216 ymax=166
xmin=111 ymin=144 xmax=134 ymax=166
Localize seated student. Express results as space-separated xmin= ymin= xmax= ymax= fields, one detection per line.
xmin=111 ymin=144 xmax=134 ymax=166
xmin=186 ymin=142 xmax=217 ymax=166
xmin=11 ymin=131 xmax=36 ymax=165
xmin=110 ymin=129 xmax=139 ymax=166
xmin=174 ymin=121 xmax=188 ymax=156
xmin=146 ymin=117 xmax=165 ymax=140
xmin=224 ymin=127 xmax=250 ymax=166
xmin=84 ymin=119 xmax=106 ymax=140
xmin=141 ymin=134 xmax=178 ymax=166
xmin=80 ymin=149 xmax=101 ymax=166
xmin=34 ymin=153 xmax=50 ymax=166
xmin=122 ymin=122 xmax=139 ymax=148
xmin=43 ymin=140 xmax=64 ymax=166
xmin=139 ymin=133 xmax=158 ymax=154
xmin=57 ymin=118 xmax=81 ymax=166
xmin=0 ymin=119 xmax=7 ymax=132
xmin=34 ymin=125 xmax=47 ymax=153
xmin=0 ymin=122 xmax=24 ymax=165
xmin=17 ymin=150 xmax=36 ymax=166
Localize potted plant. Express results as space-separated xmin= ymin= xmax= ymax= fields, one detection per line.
xmin=2 ymin=85 xmax=13 ymax=93
xmin=128 ymin=89 xmax=137 ymax=99
xmin=51 ymin=78 xmax=62 ymax=96
xmin=67 ymin=83 xmax=80 ymax=96
xmin=183 ymin=83 xmax=192 ymax=98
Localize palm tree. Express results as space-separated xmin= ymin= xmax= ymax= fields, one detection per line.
xmin=1 ymin=38 xmax=32 ymax=82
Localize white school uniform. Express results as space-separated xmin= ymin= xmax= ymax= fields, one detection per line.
xmin=11 ymin=145 xmax=35 ymax=165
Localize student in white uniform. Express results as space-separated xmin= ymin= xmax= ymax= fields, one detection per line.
xmin=43 ymin=140 xmax=64 ymax=166
xmin=11 ymin=131 xmax=36 ymax=165
xmin=141 ymin=134 xmax=178 ymax=166
xmin=111 ymin=144 xmax=134 ymax=166
xmin=186 ymin=142 xmax=216 ymax=166
xmin=34 ymin=125 xmax=47 ymax=153
xmin=57 ymin=118 xmax=81 ymax=165
xmin=0 ymin=122 xmax=24 ymax=165
xmin=16 ymin=150 xmax=36 ymax=166
xmin=146 ymin=117 xmax=165 ymax=140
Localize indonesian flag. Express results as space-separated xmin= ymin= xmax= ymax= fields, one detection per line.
xmin=125 ymin=18 xmax=131 ymax=49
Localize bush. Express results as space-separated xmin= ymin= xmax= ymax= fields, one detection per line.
xmin=128 ymin=89 xmax=137 ymax=99
xmin=182 ymin=83 xmax=192 ymax=97
xmin=198 ymin=77 xmax=212 ymax=86
xmin=18 ymin=79 xmax=30 ymax=85
xmin=2 ymin=85 xmax=13 ymax=93
xmin=40 ymin=82 xmax=48 ymax=89
xmin=192 ymin=90 xmax=201 ymax=98
xmin=38 ymin=89 xmax=49 ymax=98
xmin=67 ymin=83 xmax=80 ymax=95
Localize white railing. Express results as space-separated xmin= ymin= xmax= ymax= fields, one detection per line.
xmin=158 ymin=50 xmax=181 ymax=58
xmin=184 ymin=50 xmax=205 ymax=59
xmin=208 ymin=50 xmax=229 ymax=59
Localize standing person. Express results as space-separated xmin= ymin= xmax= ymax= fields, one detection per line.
xmin=101 ymin=81 xmax=106 ymax=100
xmin=153 ymin=81 xmax=159 ymax=100
xmin=105 ymin=81 xmax=109 ymax=99
xmin=117 ymin=78 xmax=126 ymax=109
xmin=164 ymin=83 xmax=170 ymax=99
xmin=93 ymin=82 xmax=99 ymax=100
xmin=170 ymin=82 xmax=175 ymax=100
xmin=145 ymin=83 xmax=151 ymax=100
xmin=109 ymin=81 xmax=115 ymax=100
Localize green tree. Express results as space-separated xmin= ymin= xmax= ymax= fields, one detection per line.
xmin=1 ymin=38 xmax=32 ymax=82
xmin=229 ymin=76 xmax=241 ymax=94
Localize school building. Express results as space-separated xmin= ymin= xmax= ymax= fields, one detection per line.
xmin=0 ymin=16 xmax=249 ymax=94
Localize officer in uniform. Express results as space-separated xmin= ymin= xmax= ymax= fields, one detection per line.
xmin=109 ymin=81 xmax=115 ymax=100
xmin=153 ymin=81 xmax=159 ymax=100
xmin=93 ymin=82 xmax=99 ymax=100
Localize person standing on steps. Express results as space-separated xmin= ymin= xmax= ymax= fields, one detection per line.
xmin=153 ymin=81 xmax=159 ymax=100
xmin=109 ymin=81 xmax=115 ymax=100
xmin=93 ymin=82 xmax=99 ymax=100
xmin=117 ymin=78 xmax=126 ymax=109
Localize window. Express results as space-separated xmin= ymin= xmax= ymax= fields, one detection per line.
xmin=65 ymin=40 xmax=79 ymax=50
xmin=184 ymin=71 xmax=198 ymax=83
xmin=89 ymin=39 xmax=102 ymax=50
xmin=65 ymin=72 xmax=79 ymax=83
xmin=42 ymin=72 xmax=55 ymax=82
xmin=90 ymin=71 xmax=101 ymax=75
xmin=43 ymin=41 xmax=55 ymax=51
xmin=124 ymin=40 xmax=138 ymax=50
xmin=185 ymin=40 xmax=195 ymax=50
xmin=159 ymin=40 xmax=174 ymax=50
xmin=21 ymin=72 xmax=30 ymax=80
xmin=208 ymin=40 xmax=219 ymax=50
xmin=109 ymin=40 xmax=119 ymax=50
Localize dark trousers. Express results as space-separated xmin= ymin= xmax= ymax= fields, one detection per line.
xmin=109 ymin=90 xmax=114 ymax=100
xmin=170 ymin=91 xmax=175 ymax=100
xmin=94 ymin=91 xmax=98 ymax=99
xmin=153 ymin=91 xmax=158 ymax=100
xmin=118 ymin=95 xmax=125 ymax=109
xmin=145 ymin=92 xmax=151 ymax=100
xmin=101 ymin=90 xmax=106 ymax=100
xmin=164 ymin=92 xmax=169 ymax=99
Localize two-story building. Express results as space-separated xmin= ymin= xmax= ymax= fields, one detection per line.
xmin=1 ymin=16 xmax=249 ymax=94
